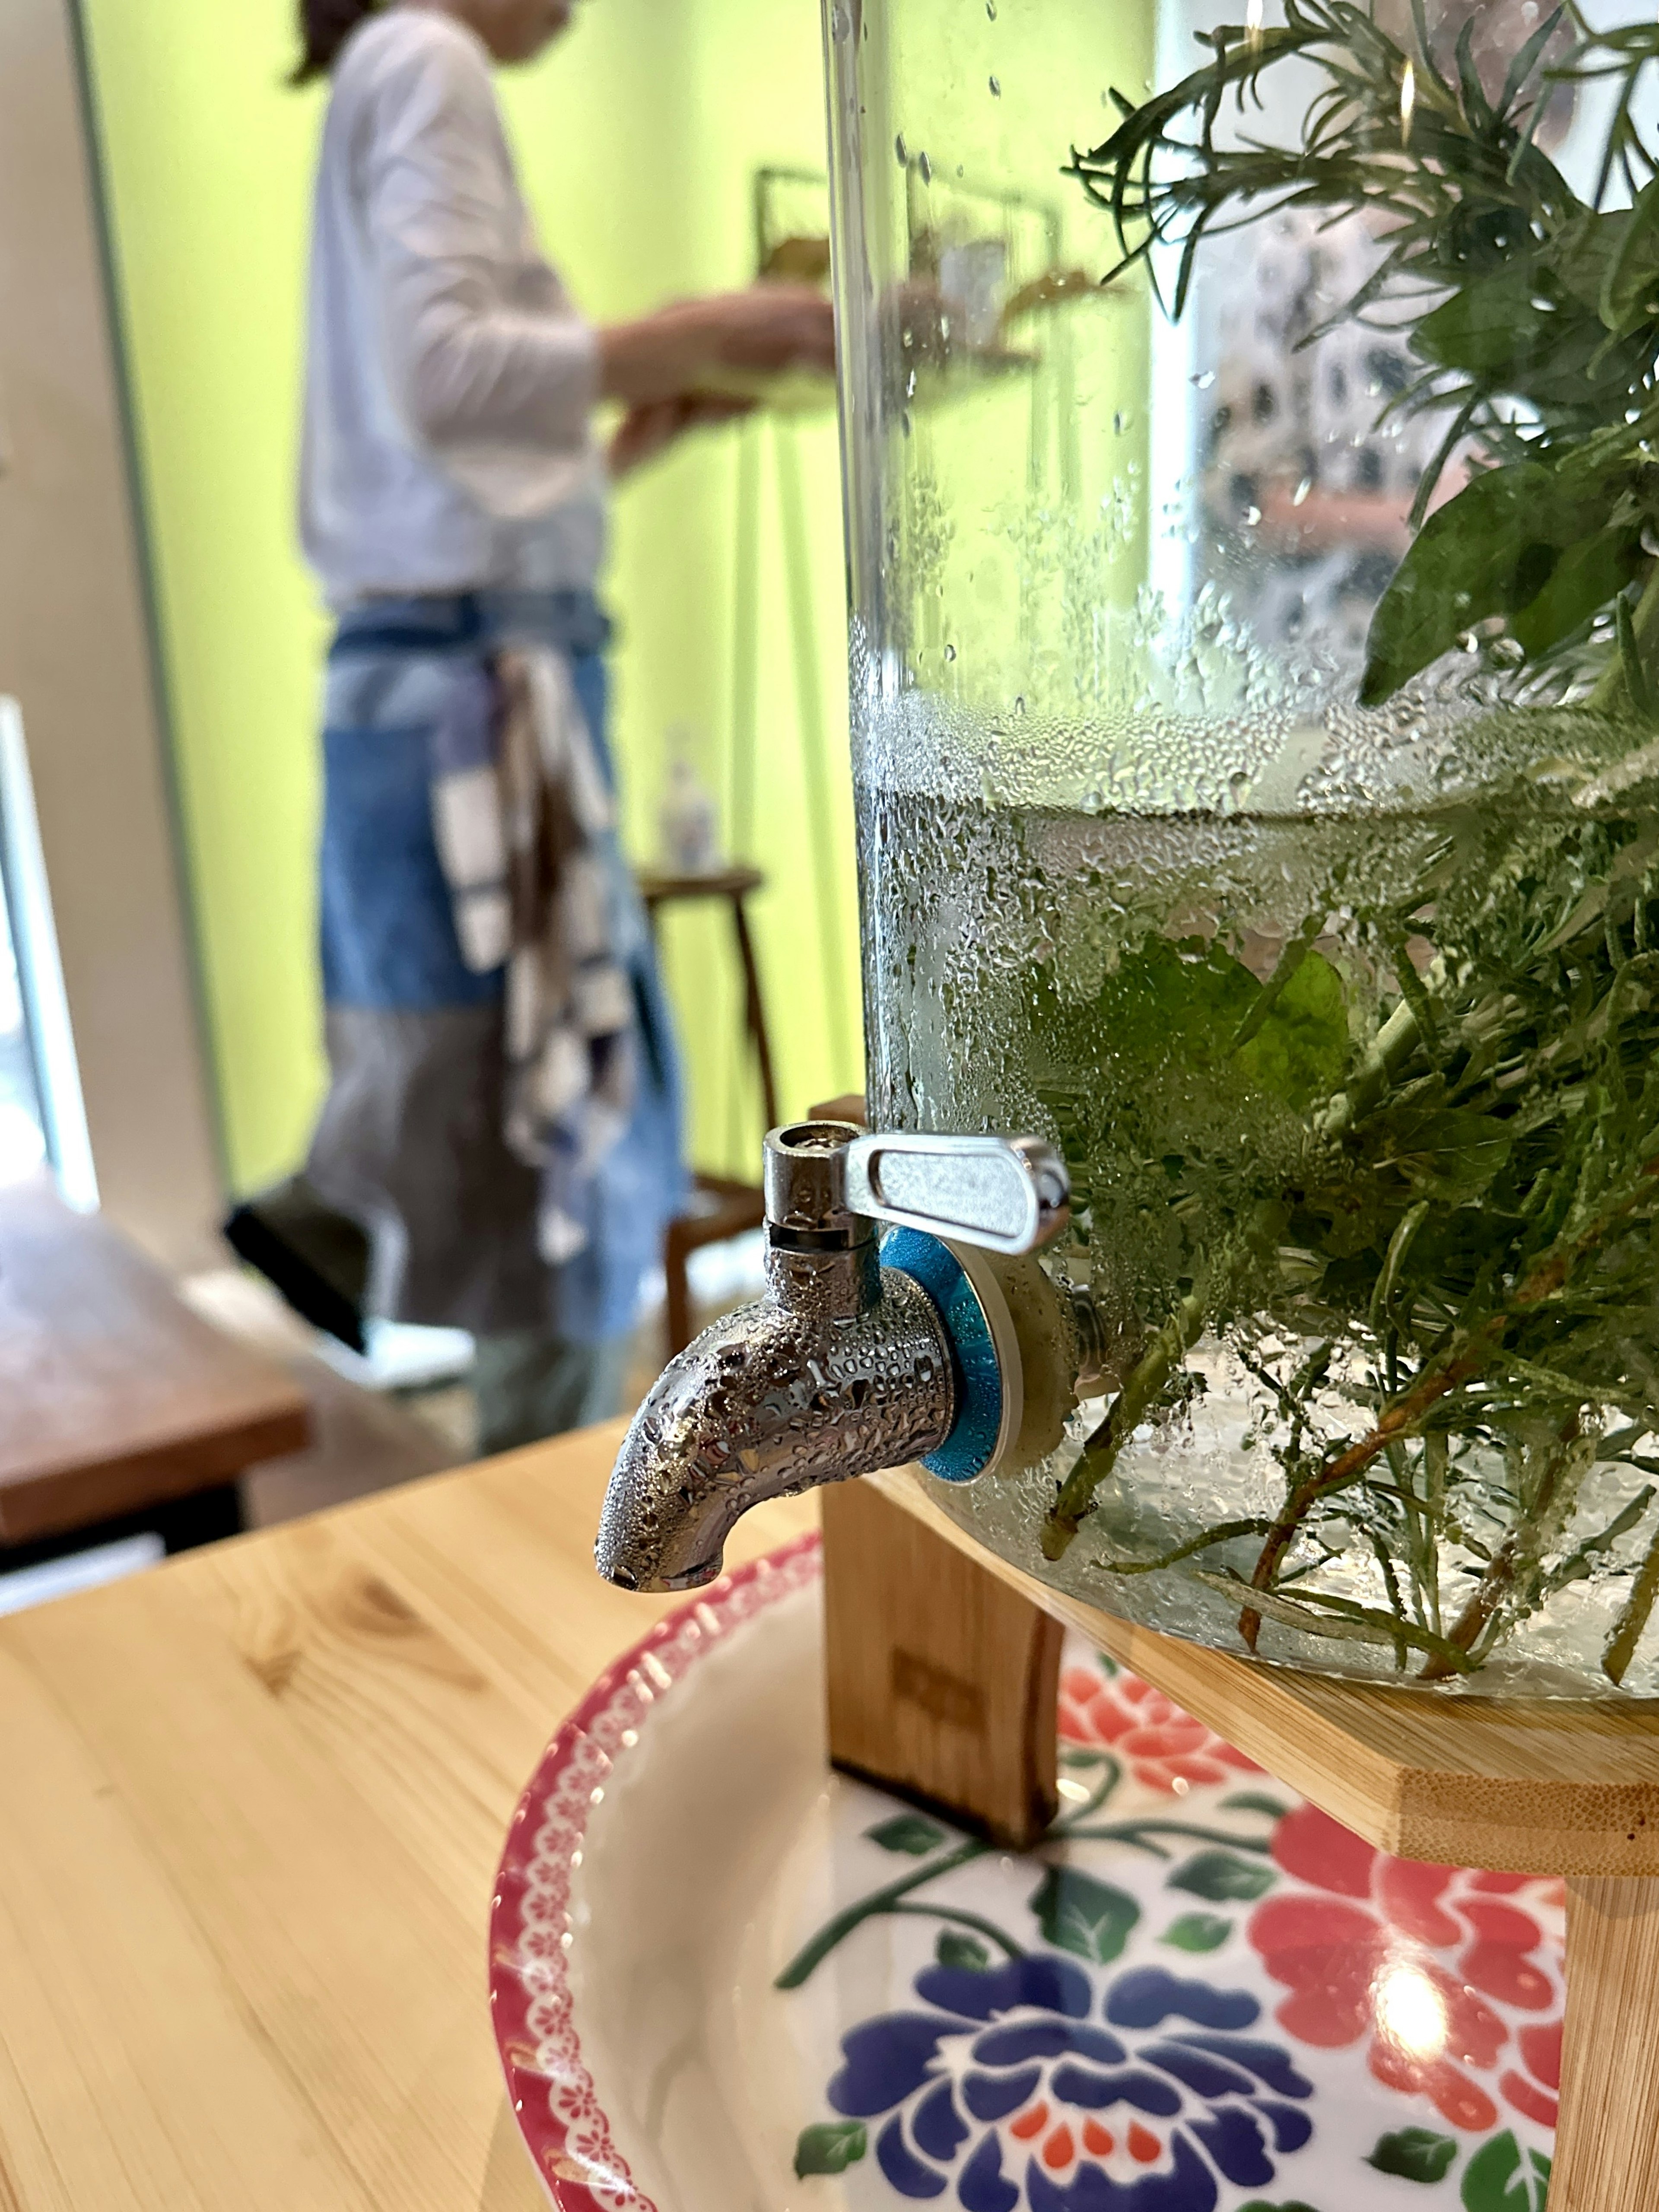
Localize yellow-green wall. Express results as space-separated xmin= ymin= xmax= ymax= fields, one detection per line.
xmin=76 ymin=0 xmax=861 ymax=1195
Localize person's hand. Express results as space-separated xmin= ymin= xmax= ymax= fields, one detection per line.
xmin=599 ymin=284 xmax=836 ymax=407
xmin=607 ymin=391 xmax=754 ymax=480
xmin=697 ymin=284 xmax=837 ymax=378
xmin=1255 ymin=482 xmax=1413 ymax=556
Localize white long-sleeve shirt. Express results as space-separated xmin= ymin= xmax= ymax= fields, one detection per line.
xmin=300 ymin=7 xmax=605 ymax=606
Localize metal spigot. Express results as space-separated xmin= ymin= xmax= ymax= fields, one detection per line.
xmin=594 ymin=1119 xmax=1068 ymax=1592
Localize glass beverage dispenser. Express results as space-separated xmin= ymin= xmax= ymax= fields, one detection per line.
xmin=604 ymin=0 xmax=1659 ymax=1701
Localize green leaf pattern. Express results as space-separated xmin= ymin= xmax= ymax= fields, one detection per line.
xmin=1367 ymin=2125 xmax=1462 ymax=2182
xmin=864 ymin=1812 xmax=949 ymax=1856
xmin=1160 ymin=1910 xmax=1233 ymax=1952
xmin=1168 ymin=1848 xmax=1278 ymax=1901
xmin=1461 ymin=2130 xmax=1553 ymax=2212
xmin=794 ymin=2120 xmax=867 ymax=2177
xmin=1028 ymin=1865 xmax=1141 ymax=1963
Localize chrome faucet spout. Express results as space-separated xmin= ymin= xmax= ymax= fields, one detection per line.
xmin=594 ymin=1119 xmax=1069 ymax=1594
xmin=594 ymin=1252 xmax=955 ymax=1592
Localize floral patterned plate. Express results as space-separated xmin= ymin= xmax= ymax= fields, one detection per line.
xmin=489 ymin=1534 xmax=1559 ymax=2212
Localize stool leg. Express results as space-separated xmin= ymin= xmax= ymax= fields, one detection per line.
xmin=822 ymin=1478 xmax=1062 ymax=1849
xmin=1551 ymin=1875 xmax=1659 ymax=2208
xmin=730 ymin=893 xmax=779 ymax=1135
xmin=664 ymin=1220 xmax=694 ymax=1362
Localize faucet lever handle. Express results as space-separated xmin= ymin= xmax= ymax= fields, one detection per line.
xmin=844 ymin=1132 xmax=1069 ymax=1255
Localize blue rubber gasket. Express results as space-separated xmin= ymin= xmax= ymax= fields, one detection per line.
xmin=880 ymin=1226 xmax=1003 ymax=1483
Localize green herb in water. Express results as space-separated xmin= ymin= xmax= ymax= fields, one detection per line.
xmin=1025 ymin=10 xmax=1659 ymax=1684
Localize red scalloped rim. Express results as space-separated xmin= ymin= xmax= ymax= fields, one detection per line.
xmin=488 ymin=1530 xmax=824 ymax=2211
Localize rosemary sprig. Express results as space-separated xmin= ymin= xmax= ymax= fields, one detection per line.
xmin=1023 ymin=1 xmax=1659 ymax=1685
xmin=1008 ymin=3 xmax=1659 ymax=1684
xmin=1068 ymin=3 xmax=1659 ymax=709
xmin=1032 ymin=773 xmax=1659 ymax=1681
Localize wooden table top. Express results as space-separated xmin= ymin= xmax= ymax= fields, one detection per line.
xmin=0 ymin=1417 xmax=809 ymax=2212
xmin=16 ymin=1408 xmax=1659 ymax=2209
xmin=0 ymin=1178 xmax=310 ymax=1543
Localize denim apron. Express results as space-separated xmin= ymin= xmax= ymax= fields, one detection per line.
xmin=306 ymin=588 xmax=684 ymax=1343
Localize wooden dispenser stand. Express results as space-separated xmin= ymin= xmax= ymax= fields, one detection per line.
xmin=822 ymin=1465 xmax=1659 ymax=2212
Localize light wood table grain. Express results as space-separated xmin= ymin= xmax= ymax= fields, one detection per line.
xmin=0 ymin=1417 xmax=810 ymax=2212
xmin=10 ymin=1415 xmax=1654 ymax=2212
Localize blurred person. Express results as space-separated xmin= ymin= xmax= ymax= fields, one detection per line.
xmin=289 ymin=0 xmax=835 ymax=1449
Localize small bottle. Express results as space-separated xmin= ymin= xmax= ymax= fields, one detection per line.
xmin=659 ymin=734 xmax=721 ymax=875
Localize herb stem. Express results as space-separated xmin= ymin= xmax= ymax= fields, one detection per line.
xmin=1605 ymin=1518 xmax=1659 ymax=1684
xmin=1042 ymin=1288 xmax=1207 ymax=1559
xmin=1590 ymin=560 xmax=1659 ymax=718
xmin=1316 ymin=996 xmax=1424 ymax=1139
xmin=1230 ymin=914 xmax=1322 ymax=1052
xmin=1240 ymin=1156 xmax=1659 ymax=1651
xmin=1417 ymin=1411 xmax=1584 ymax=1681
xmin=1095 ymin=1516 xmax=1275 ymax=1576
xmin=1238 ymin=1323 xmax=1499 ymax=1650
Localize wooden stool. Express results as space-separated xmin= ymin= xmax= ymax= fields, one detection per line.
xmin=823 ymin=1465 xmax=1659 ymax=2211
xmin=639 ymin=865 xmax=779 ymax=1359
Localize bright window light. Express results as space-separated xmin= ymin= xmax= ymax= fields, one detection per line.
xmin=0 ymin=696 xmax=96 ymax=1210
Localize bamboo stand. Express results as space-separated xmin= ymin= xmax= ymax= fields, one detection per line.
xmin=822 ymin=1478 xmax=1062 ymax=1847
xmin=822 ymin=1467 xmax=1659 ymax=2211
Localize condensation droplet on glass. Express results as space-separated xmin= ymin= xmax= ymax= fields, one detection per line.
xmin=918 ymin=150 xmax=932 ymax=184
xmin=1243 ymin=505 xmax=1262 ymax=527
xmin=986 ymin=0 xmax=996 ymax=15
xmin=988 ymin=74 xmax=1001 ymax=96
xmin=1014 ymin=695 xmax=1026 ymax=716
xmin=1293 ymin=477 xmax=1312 ymax=506
xmin=1191 ymin=369 xmax=1215 ymax=389
xmin=944 ymin=643 xmax=957 ymax=661
xmin=894 ymin=132 xmax=907 ymax=165
xmin=1113 ymin=410 xmax=1127 ymax=435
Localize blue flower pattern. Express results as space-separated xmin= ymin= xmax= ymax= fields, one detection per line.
xmin=826 ymin=1956 xmax=1313 ymax=2210
xmin=786 ymin=1649 xmax=1558 ymax=2209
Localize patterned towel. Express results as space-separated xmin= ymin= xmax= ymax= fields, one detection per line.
xmin=427 ymin=644 xmax=636 ymax=1265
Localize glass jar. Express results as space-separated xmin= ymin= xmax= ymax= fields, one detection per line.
xmin=825 ymin=0 xmax=1659 ymax=1694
